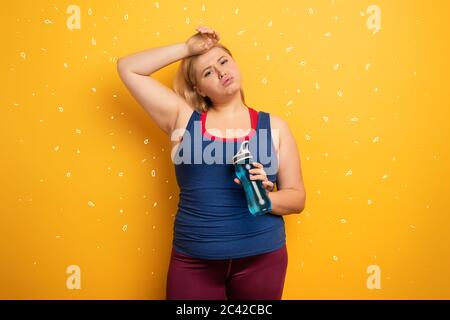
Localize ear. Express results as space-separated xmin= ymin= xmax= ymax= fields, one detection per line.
xmin=194 ymin=85 xmax=206 ymax=98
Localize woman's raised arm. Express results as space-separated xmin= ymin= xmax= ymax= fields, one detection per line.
xmin=116 ymin=42 xmax=192 ymax=136
xmin=116 ymin=26 xmax=220 ymax=137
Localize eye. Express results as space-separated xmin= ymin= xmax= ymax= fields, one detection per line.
xmin=204 ymin=59 xmax=228 ymax=77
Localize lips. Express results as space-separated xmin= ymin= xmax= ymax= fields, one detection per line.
xmin=222 ymin=76 xmax=233 ymax=86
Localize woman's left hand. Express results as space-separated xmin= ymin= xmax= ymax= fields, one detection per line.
xmin=234 ymin=161 xmax=274 ymax=194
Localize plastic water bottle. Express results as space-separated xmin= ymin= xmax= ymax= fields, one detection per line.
xmin=232 ymin=140 xmax=272 ymax=216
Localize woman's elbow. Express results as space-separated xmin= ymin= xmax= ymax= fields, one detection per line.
xmin=295 ymin=191 xmax=306 ymax=214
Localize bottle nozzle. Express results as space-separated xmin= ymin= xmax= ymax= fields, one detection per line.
xmin=232 ymin=140 xmax=253 ymax=164
xmin=238 ymin=140 xmax=249 ymax=153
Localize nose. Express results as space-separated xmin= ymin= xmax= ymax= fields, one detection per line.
xmin=219 ymin=70 xmax=227 ymax=79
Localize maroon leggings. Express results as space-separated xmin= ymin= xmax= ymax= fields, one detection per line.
xmin=165 ymin=244 xmax=288 ymax=300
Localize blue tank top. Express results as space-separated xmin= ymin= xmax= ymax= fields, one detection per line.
xmin=171 ymin=106 xmax=286 ymax=260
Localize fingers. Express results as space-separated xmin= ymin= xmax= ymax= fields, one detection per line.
xmin=196 ymin=25 xmax=214 ymax=35
xmin=262 ymin=180 xmax=274 ymax=186
xmin=248 ymin=169 xmax=266 ymax=176
xmin=235 ymin=177 xmax=273 ymax=191
xmin=262 ymin=180 xmax=274 ymax=191
xmin=248 ymin=161 xmax=272 ymax=191
xmin=196 ymin=25 xmax=220 ymax=41
xmin=251 ymin=161 xmax=263 ymax=168
xmin=234 ymin=172 xmax=273 ymax=192
xmin=235 ymin=161 xmax=271 ymax=184
xmin=249 ymin=174 xmax=267 ymax=181
xmin=248 ymin=162 xmax=267 ymax=180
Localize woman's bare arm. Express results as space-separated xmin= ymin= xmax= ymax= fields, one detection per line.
xmin=117 ymin=42 xmax=190 ymax=75
xmin=116 ymin=42 xmax=193 ymax=136
xmin=268 ymin=115 xmax=306 ymax=216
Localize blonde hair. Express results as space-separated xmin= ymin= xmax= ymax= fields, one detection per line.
xmin=172 ymin=43 xmax=246 ymax=113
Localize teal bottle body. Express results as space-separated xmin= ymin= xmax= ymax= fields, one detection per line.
xmin=233 ymin=141 xmax=272 ymax=216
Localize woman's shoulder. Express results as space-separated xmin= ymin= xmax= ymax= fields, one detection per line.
xmin=267 ymin=113 xmax=290 ymax=156
xmin=269 ymin=113 xmax=289 ymax=132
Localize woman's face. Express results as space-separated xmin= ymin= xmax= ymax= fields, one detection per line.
xmin=194 ymin=47 xmax=242 ymax=101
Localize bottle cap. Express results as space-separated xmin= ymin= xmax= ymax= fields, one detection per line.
xmin=232 ymin=140 xmax=253 ymax=164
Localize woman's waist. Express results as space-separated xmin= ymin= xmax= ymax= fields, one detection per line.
xmin=178 ymin=188 xmax=248 ymax=208
xmin=174 ymin=208 xmax=284 ymax=236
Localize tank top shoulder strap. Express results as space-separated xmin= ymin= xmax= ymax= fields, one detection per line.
xmin=185 ymin=109 xmax=201 ymax=133
xmin=257 ymin=111 xmax=269 ymax=129
xmin=256 ymin=110 xmax=273 ymax=141
xmin=254 ymin=110 xmax=278 ymax=181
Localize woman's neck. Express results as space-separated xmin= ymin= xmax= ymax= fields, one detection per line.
xmin=208 ymin=103 xmax=247 ymax=118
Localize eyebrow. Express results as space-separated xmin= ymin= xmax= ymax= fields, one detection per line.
xmin=201 ymin=55 xmax=227 ymax=75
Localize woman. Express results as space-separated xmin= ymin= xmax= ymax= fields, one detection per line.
xmin=117 ymin=26 xmax=306 ymax=300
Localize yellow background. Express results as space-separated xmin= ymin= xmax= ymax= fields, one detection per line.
xmin=1 ymin=0 xmax=449 ymax=299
